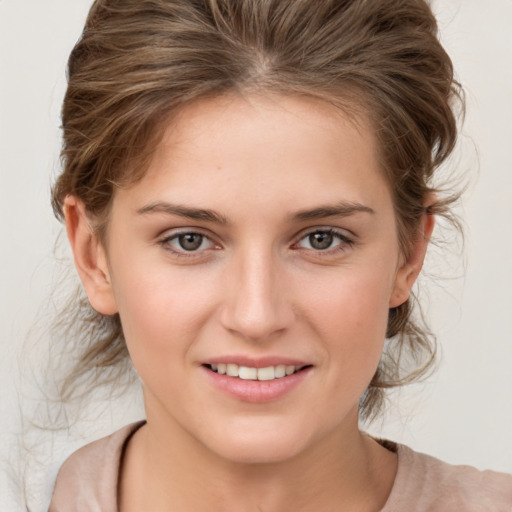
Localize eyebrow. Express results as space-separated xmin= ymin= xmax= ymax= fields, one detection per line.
xmin=137 ymin=200 xmax=374 ymax=225
xmin=290 ymin=202 xmax=375 ymax=222
xmin=137 ymin=201 xmax=228 ymax=225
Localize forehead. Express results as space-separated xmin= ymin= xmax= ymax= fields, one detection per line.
xmin=113 ymin=93 xmax=391 ymax=218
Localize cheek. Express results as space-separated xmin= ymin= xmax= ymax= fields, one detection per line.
xmin=305 ymin=264 xmax=393 ymax=336
xmin=301 ymin=265 xmax=394 ymax=382
xmin=109 ymin=261 xmax=219 ymax=371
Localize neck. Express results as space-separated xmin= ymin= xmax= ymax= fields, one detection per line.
xmin=119 ymin=408 xmax=397 ymax=512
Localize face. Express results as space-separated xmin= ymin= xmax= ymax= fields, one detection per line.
xmin=73 ymin=94 xmax=424 ymax=464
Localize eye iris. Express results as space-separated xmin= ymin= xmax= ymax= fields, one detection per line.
xmin=178 ymin=234 xmax=203 ymax=251
xmin=309 ymin=232 xmax=333 ymax=250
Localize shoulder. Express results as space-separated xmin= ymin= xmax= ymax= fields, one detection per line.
xmin=382 ymin=443 xmax=512 ymax=512
xmin=48 ymin=421 xmax=145 ymax=512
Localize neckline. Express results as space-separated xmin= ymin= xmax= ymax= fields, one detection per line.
xmin=114 ymin=422 xmax=408 ymax=512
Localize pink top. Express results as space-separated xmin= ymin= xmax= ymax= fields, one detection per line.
xmin=49 ymin=422 xmax=512 ymax=511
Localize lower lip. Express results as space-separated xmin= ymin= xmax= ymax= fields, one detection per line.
xmin=201 ymin=366 xmax=312 ymax=403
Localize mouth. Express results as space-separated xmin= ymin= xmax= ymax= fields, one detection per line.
xmin=204 ymin=363 xmax=311 ymax=381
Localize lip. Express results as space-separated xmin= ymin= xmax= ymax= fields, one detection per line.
xmin=201 ymin=355 xmax=310 ymax=368
xmin=201 ymin=362 xmax=313 ymax=403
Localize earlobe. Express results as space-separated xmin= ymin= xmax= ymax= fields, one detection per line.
xmin=389 ymin=211 xmax=435 ymax=308
xmin=64 ymin=196 xmax=118 ymax=315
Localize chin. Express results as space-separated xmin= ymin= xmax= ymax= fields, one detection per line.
xmin=198 ymin=418 xmax=317 ymax=465
xmin=214 ymin=438 xmax=305 ymax=465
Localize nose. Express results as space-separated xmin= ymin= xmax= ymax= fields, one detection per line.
xmin=220 ymin=249 xmax=294 ymax=342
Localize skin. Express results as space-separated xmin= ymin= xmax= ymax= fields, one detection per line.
xmin=65 ymin=93 xmax=433 ymax=512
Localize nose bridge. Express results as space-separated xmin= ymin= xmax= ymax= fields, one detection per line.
xmin=221 ymin=242 xmax=292 ymax=341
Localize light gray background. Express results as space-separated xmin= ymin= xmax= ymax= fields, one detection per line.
xmin=1 ymin=0 xmax=511 ymax=509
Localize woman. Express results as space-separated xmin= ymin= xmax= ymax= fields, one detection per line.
xmin=46 ymin=0 xmax=511 ymax=510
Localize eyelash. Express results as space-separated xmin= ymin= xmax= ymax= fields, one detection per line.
xmin=293 ymin=228 xmax=354 ymax=255
xmin=157 ymin=227 xmax=354 ymax=258
xmin=158 ymin=230 xmax=218 ymax=258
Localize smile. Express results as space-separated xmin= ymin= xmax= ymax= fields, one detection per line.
xmin=207 ymin=363 xmax=305 ymax=381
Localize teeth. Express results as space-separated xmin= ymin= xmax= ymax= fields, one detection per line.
xmin=226 ymin=364 xmax=239 ymax=377
xmin=257 ymin=366 xmax=275 ymax=381
xmin=209 ymin=363 xmax=301 ymax=380
xmin=239 ymin=366 xmax=258 ymax=380
xmin=275 ymin=365 xmax=286 ymax=378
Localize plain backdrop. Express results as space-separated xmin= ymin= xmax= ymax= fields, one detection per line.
xmin=1 ymin=0 xmax=511 ymax=509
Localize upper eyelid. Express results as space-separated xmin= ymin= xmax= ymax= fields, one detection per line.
xmin=158 ymin=227 xmax=216 ymax=241
xmin=156 ymin=226 xmax=354 ymax=248
xmin=290 ymin=229 xmax=354 ymax=256
xmin=156 ymin=236 xmax=218 ymax=263
xmin=294 ymin=226 xmax=354 ymax=242
xmin=157 ymin=229 xmax=220 ymax=254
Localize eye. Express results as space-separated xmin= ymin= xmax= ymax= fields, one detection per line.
xmin=160 ymin=231 xmax=217 ymax=254
xmin=295 ymin=229 xmax=352 ymax=252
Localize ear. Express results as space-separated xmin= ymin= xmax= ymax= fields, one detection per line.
xmin=389 ymin=208 xmax=435 ymax=308
xmin=64 ymin=196 xmax=118 ymax=315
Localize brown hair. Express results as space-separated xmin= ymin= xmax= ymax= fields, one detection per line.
xmin=51 ymin=0 xmax=463 ymax=420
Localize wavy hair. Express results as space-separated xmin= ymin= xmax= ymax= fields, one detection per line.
xmin=51 ymin=0 xmax=463 ymax=421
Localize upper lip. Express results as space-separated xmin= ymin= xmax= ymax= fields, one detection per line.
xmin=201 ymin=355 xmax=311 ymax=368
